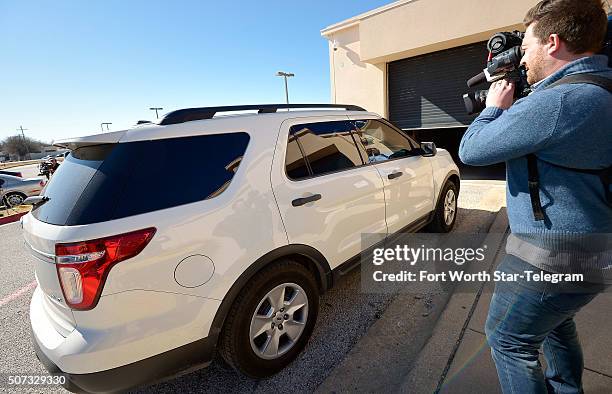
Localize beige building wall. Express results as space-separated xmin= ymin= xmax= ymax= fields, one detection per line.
xmin=322 ymin=0 xmax=540 ymax=118
xmin=325 ymin=27 xmax=387 ymax=118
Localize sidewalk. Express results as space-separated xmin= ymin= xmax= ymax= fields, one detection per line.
xmin=318 ymin=208 xmax=612 ymax=393
xmin=437 ymin=267 xmax=612 ymax=393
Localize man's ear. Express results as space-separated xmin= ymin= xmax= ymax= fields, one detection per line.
xmin=547 ymin=33 xmax=562 ymax=55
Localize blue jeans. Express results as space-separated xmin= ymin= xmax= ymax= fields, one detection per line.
xmin=485 ymin=254 xmax=605 ymax=394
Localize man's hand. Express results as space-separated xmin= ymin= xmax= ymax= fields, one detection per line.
xmin=486 ymin=79 xmax=515 ymax=109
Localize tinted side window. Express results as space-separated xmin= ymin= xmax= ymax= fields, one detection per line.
xmin=288 ymin=121 xmax=363 ymax=179
xmin=285 ymin=133 xmax=310 ymax=180
xmin=111 ymin=132 xmax=249 ymax=220
xmin=352 ymin=119 xmax=414 ymax=163
xmin=33 ymin=133 xmax=250 ymax=225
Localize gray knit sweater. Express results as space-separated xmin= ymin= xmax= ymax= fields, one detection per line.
xmin=459 ymin=55 xmax=612 ymax=283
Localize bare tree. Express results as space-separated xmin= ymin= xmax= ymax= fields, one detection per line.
xmin=1 ymin=136 xmax=43 ymax=159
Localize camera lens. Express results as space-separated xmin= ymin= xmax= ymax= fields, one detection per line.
xmin=487 ymin=33 xmax=509 ymax=54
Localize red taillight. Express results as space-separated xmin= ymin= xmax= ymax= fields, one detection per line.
xmin=55 ymin=227 xmax=156 ymax=310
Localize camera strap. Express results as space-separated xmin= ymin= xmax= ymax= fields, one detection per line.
xmin=526 ymin=73 xmax=612 ymax=221
xmin=544 ymin=73 xmax=612 ymax=91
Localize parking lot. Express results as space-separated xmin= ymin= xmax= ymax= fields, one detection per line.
xmin=0 ymin=172 xmax=505 ymax=393
xmin=2 ymin=163 xmax=44 ymax=180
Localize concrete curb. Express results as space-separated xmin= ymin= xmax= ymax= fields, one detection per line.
xmin=400 ymin=208 xmax=509 ymax=393
xmin=0 ymin=160 xmax=40 ymax=170
xmin=0 ymin=211 xmax=27 ymax=226
xmin=316 ymin=208 xmax=509 ymax=393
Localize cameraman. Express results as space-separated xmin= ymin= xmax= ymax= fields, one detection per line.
xmin=459 ymin=1 xmax=611 ymax=393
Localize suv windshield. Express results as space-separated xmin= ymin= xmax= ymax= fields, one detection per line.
xmin=32 ymin=132 xmax=250 ymax=226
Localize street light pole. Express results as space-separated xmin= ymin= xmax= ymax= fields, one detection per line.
xmin=17 ymin=126 xmax=30 ymax=160
xmin=149 ymin=107 xmax=163 ymax=119
xmin=100 ymin=122 xmax=112 ymax=132
xmin=275 ymin=71 xmax=294 ymax=105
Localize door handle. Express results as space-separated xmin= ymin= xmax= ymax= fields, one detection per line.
xmin=387 ymin=171 xmax=403 ymax=180
xmin=292 ymin=194 xmax=322 ymax=207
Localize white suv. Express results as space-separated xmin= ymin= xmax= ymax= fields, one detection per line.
xmin=24 ymin=104 xmax=459 ymax=392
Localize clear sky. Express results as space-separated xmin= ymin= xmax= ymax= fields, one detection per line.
xmin=0 ymin=0 xmax=392 ymax=143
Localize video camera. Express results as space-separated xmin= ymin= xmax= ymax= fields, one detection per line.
xmin=462 ymin=13 xmax=612 ymax=115
xmin=462 ymin=31 xmax=530 ymax=115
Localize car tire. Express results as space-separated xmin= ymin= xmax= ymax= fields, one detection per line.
xmin=3 ymin=192 xmax=26 ymax=207
xmin=426 ymin=180 xmax=458 ymax=233
xmin=219 ymin=259 xmax=319 ymax=378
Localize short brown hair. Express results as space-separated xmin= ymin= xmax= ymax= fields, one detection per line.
xmin=524 ymin=0 xmax=608 ymax=53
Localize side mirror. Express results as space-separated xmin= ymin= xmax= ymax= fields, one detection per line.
xmin=421 ymin=142 xmax=437 ymax=157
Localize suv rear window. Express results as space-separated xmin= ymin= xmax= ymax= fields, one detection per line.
xmin=32 ymin=133 xmax=250 ymax=226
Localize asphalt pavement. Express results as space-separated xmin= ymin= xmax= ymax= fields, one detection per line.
xmin=0 ymin=222 xmax=64 ymax=394
xmin=4 ymin=164 xmax=42 ymax=180
xmin=0 ymin=181 xmax=505 ymax=393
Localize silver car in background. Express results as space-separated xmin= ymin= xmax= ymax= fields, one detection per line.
xmin=0 ymin=175 xmax=45 ymax=207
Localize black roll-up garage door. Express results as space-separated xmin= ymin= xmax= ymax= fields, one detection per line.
xmin=388 ymin=41 xmax=489 ymax=130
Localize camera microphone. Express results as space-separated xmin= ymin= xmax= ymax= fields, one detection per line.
xmin=467 ymin=72 xmax=487 ymax=88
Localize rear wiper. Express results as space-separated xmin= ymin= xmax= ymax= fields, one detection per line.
xmin=23 ymin=196 xmax=50 ymax=208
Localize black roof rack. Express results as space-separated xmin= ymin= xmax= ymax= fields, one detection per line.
xmin=159 ymin=104 xmax=366 ymax=125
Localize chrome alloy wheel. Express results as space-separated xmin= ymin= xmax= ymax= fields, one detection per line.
xmin=443 ymin=189 xmax=456 ymax=226
xmin=6 ymin=194 xmax=25 ymax=207
xmin=249 ymin=282 xmax=309 ymax=360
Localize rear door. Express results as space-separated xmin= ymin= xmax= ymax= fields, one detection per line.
xmin=348 ymin=117 xmax=434 ymax=234
xmin=271 ymin=116 xmax=387 ymax=268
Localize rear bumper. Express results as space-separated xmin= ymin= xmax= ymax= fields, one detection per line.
xmin=33 ymin=332 xmax=216 ymax=393
xmin=30 ymin=285 xmax=221 ymax=392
